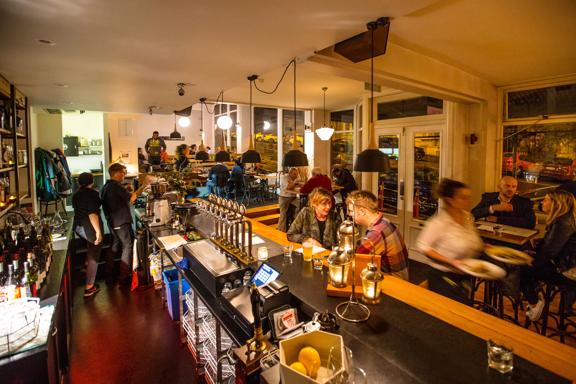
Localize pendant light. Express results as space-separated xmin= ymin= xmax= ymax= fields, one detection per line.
xmin=353 ymin=20 xmax=390 ymax=173
xmin=316 ymin=87 xmax=334 ymax=141
xmin=241 ymin=75 xmax=262 ymax=164
xmin=170 ymin=114 xmax=182 ymax=139
xmin=216 ymin=90 xmax=233 ymax=130
xmin=282 ymin=59 xmax=309 ymax=167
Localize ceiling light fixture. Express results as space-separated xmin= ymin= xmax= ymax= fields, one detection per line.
xmin=177 ymin=82 xmax=186 ymax=96
xmin=354 ymin=17 xmax=390 ymax=173
xmin=148 ymin=105 xmax=159 ymax=115
xmin=37 ymin=39 xmax=55 ymax=46
xmin=282 ymin=58 xmax=308 ymax=167
xmin=178 ymin=116 xmax=191 ymax=127
xmin=216 ymin=90 xmax=233 ymax=130
xmin=316 ymin=87 xmax=334 ymax=141
xmin=241 ymin=74 xmax=262 ymax=164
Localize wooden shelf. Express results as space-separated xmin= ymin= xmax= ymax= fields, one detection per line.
xmin=19 ymin=193 xmax=29 ymax=202
xmin=18 ymin=164 xmax=28 ymax=168
xmin=0 ymin=128 xmax=12 ymax=135
xmin=0 ymin=203 xmax=15 ymax=219
xmin=16 ymin=133 xmax=26 ymax=138
xmin=0 ymin=166 xmax=14 ymax=173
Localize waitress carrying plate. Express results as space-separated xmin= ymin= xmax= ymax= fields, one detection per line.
xmin=485 ymin=246 xmax=533 ymax=266
xmin=458 ymin=259 xmax=506 ymax=280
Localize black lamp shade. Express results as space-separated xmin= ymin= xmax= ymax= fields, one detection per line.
xmin=354 ymin=149 xmax=390 ymax=172
xmin=195 ymin=151 xmax=209 ymax=161
xmin=174 ymin=106 xmax=192 ymax=116
xmin=169 ymin=130 xmax=182 ymax=139
xmin=241 ymin=149 xmax=261 ymax=164
xmin=282 ymin=149 xmax=309 ymax=167
xmin=215 ymin=150 xmax=231 ymax=162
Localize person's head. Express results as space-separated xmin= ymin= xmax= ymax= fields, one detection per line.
xmin=332 ymin=166 xmax=342 ymax=178
xmin=78 ymin=172 xmax=94 ymax=189
xmin=436 ymin=178 xmax=471 ymax=211
xmin=176 ymin=144 xmax=188 ymax=157
xmin=542 ymin=190 xmax=576 ymax=224
xmin=152 ymin=131 xmax=159 ymax=139
xmin=309 ymin=187 xmax=333 ymax=219
xmin=346 ymin=190 xmax=379 ymax=225
xmin=207 ymin=146 xmax=211 ymax=151
xmin=311 ymin=167 xmax=323 ymax=177
xmin=190 ymin=144 xmax=197 ymax=151
xmin=288 ymin=167 xmax=299 ymax=179
xmin=498 ymin=176 xmax=518 ymax=200
xmin=108 ymin=162 xmax=127 ymax=181
xmin=137 ymin=147 xmax=143 ymax=154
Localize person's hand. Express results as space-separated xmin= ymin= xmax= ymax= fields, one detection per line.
xmin=492 ymin=203 xmax=513 ymax=212
xmin=94 ymin=232 xmax=103 ymax=245
xmin=452 ymin=259 xmax=464 ymax=269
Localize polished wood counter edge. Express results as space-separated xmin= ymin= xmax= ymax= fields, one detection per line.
xmin=246 ymin=219 xmax=576 ymax=381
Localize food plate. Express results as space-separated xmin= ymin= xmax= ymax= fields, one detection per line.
xmin=485 ymin=246 xmax=533 ymax=265
xmin=459 ymin=259 xmax=506 ymax=280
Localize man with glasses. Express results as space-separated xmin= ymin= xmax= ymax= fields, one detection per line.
xmin=101 ymin=163 xmax=149 ymax=285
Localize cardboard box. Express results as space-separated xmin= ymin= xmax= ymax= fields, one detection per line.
xmin=279 ymin=330 xmax=346 ymax=384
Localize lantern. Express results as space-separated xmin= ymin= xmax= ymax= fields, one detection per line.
xmin=327 ymin=247 xmax=351 ymax=288
xmin=360 ymin=262 xmax=384 ymax=304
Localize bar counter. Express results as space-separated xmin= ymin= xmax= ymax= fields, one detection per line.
xmin=144 ymin=209 xmax=576 ymax=383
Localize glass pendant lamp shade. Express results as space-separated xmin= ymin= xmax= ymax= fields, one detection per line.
xmin=178 ymin=116 xmax=191 ymax=127
xmin=216 ymin=115 xmax=233 ymax=130
xmin=316 ymin=87 xmax=334 ymax=141
xmin=241 ymin=74 xmax=262 ymax=164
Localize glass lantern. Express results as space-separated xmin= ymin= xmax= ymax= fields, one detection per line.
xmin=328 ymin=248 xmax=351 ymax=288
xmin=360 ymin=263 xmax=384 ymax=304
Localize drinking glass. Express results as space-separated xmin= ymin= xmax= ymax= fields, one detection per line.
xmin=312 ymin=257 xmax=323 ymax=271
xmin=302 ymin=240 xmax=313 ymax=262
xmin=257 ymin=246 xmax=269 ymax=261
xmin=282 ymin=244 xmax=294 ymax=259
xmin=487 ymin=339 xmax=513 ymax=373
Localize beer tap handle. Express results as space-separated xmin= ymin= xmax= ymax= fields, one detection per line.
xmin=244 ymin=219 xmax=253 ymax=260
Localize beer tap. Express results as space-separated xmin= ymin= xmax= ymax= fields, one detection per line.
xmin=240 ymin=219 xmax=253 ymax=262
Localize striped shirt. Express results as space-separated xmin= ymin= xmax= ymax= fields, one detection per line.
xmin=356 ymin=214 xmax=409 ymax=274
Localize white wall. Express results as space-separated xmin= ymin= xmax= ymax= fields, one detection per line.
xmin=62 ymin=112 xmax=105 ymax=174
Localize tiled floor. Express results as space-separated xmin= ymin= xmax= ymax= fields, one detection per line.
xmin=68 ymin=281 xmax=198 ymax=384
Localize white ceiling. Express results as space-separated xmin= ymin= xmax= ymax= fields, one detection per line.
xmin=0 ymin=0 xmax=575 ymax=114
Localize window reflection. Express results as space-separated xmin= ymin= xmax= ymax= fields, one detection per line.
xmin=413 ymin=133 xmax=440 ymax=220
xmin=254 ymin=107 xmax=278 ymax=172
xmin=330 ymin=110 xmax=354 ymax=169
xmin=282 ymin=109 xmax=305 ymax=157
xmin=378 ymin=135 xmax=399 ymax=215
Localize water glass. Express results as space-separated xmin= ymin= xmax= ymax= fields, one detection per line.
xmin=312 ymin=257 xmax=323 ymax=271
xmin=487 ymin=339 xmax=513 ymax=373
xmin=257 ymin=246 xmax=269 ymax=261
xmin=282 ymin=244 xmax=293 ymax=258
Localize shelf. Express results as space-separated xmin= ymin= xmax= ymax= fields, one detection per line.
xmin=16 ymin=133 xmax=26 ymax=139
xmin=0 ymin=203 xmax=15 ymax=219
xmin=0 ymin=166 xmax=14 ymax=173
xmin=18 ymin=164 xmax=28 ymax=168
xmin=19 ymin=193 xmax=29 ymax=202
xmin=0 ymin=128 xmax=12 ymax=135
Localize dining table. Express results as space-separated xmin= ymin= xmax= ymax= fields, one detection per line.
xmin=475 ymin=220 xmax=539 ymax=247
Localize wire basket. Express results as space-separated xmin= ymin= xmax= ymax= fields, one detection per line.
xmin=0 ymin=298 xmax=41 ymax=356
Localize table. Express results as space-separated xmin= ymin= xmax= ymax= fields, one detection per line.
xmin=476 ymin=220 xmax=539 ymax=246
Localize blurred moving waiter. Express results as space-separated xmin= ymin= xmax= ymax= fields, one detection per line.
xmin=144 ymin=131 xmax=166 ymax=165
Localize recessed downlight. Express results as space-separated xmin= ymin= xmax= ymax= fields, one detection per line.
xmin=37 ymin=39 xmax=56 ymax=46
xmin=55 ymin=83 xmax=69 ymax=88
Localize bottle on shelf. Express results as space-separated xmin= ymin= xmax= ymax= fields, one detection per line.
xmin=16 ymin=224 xmax=26 ymax=249
xmin=28 ymin=222 xmax=38 ymax=251
xmin=34 ymin=245 xmax=46 ymax=284
xmin=4 ymin=264 xmax=17 ymax=301
xmin=11 ymin=254 xmax=21 ymax=299
xmin=0 ymin=255 xmax=6 ymax=286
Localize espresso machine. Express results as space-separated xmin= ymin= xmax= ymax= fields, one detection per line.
xmin=147 ymin=182 xmax=171 ymax=227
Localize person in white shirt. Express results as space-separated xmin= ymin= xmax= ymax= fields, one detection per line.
xmin=416 ymin=178 xmax=484 ymax=304
xmin=278 ymin=167 xmax=303 ymax=232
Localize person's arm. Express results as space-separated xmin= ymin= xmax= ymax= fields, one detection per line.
xmin=144 ymin=138 xmax=151 ymax=153
xmin=496 ymin=198 xmax=536 ymax=229
xmin=299 ymin=179 xmax=314 ymax=195
xmin=160 ymin=138 xmax=167 ymax=151
xmin=286 ymin=209 xmax=307 ymax=244
xmin=416 ymin=220 xmax=462 ymax=269
xmin=88 ymin=213 xmax=103 ymax=245
xmin=355 ymin=229 xmax=378 ymax=254
xmin=130 ymin=182 xmax=148 ymax=203
xmin=471 ymin=194 xmax=492 ymax=220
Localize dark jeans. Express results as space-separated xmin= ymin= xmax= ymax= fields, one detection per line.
xmin=75 ymin=226 xmax=103 ymax=286
xmin=427 ymin=267 xmax=472 ymax=305
xmin=149 ymin=156 xmax=161 ymax=165
xmin=111 ymin=223 xmax=135 ymax=281
xmin=520 ymin=260 xmax=576 ymax=305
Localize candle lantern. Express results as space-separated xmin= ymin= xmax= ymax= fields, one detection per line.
xmin=327 ymin=247 xmax=351 ymax=288
xmin=360 ymin=262 xmax=384 ymax=304
xmin=338 ymin=220 xmax=359 ymax=252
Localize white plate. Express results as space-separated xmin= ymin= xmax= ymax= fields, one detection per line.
xmin=485 ymin=246 xmax=533 ymax=265
xmin=52 ymin=233 xmax=62 ymax=239
xmin=459 ymin=259 xmax=506 ymax=280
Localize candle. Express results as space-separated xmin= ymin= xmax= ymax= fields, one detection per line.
xmin=257 ymin=246 xmax=268 ymax=261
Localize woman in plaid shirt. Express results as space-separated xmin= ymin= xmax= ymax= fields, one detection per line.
xmin=346 ymin=190 xmax=409 ymax=280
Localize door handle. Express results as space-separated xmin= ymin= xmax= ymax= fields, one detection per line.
xmin=51 ymin=327 xmax=58 ymax=337
xmin=399 ymin=180 xmax=405 ymax=198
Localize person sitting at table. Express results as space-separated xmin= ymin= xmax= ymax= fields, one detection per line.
xmin=287 ymin=187 xmax=341 ymax=249
xmin=278 ymin=167 xmax=303 ymax=232
xmin=160 ymin=147 xmax=169 ymax=164
xmin=206 ymin=161 xmax=230 ymax=195
xmin=175 ymin=144 xmax=190 ymax=171
xmin=417 ymin=178 xmax=484 ymax=304
xmin=195 ymin=144 xmax=210 ymax=161
xmin=189 ymin=144 xmax=197 ymax=156
xmin=228 ymin=158 xmax=244 ymax=198
xmin=137 ymin=147 xmax=147 ymax=166
xmin=520 ymin=190 xmax=576 ymax=321
xmin=300 ymin=167 xmax=332 ymax=195
xmin=332 ymin=165 xmax=357 ymax=200
xmin=346 ymin=190 xmax=409 ymax=280
xmin=471 ymin=176 xmax=536 ymax=229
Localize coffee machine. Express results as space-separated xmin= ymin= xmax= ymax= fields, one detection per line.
xmin=147 ymin=182 xmax=171 ymax=227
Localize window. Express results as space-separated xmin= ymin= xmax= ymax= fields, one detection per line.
xmin=377 ymin=97 xmax=443 ymax=120
xmin=507 ymin=84 xmax=576 ymax=119
xmin=330 ymin=110 xmax=354 ymax=168
xmin=282 ymin=109 xmax=305 ymax=158
xmin=254 ymin=107 xmax=278 ymax=172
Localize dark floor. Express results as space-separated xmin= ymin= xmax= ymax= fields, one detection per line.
xmin=69 ymin=279 xmax=198 ymax=384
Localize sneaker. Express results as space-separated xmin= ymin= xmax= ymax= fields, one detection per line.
xmin=526 ymin=298 xmax=545 ymax=321
xmin=84 ymin=284 xmax=100 ymax=298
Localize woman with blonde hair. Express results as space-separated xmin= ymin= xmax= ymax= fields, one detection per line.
xmin=287 ymin=187 xmax=341 ymax=249
xmin=521 ymin=189 xmax=576 ymax=320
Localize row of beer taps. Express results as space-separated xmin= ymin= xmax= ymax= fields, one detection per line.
xmin=197 ymin=194 xmax=254 ymax=263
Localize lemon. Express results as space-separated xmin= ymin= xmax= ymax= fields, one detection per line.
xmin=298 ymin=346 xmax=321 ymax=379
xmin=290 ymin=361 xmax=308 ymax=376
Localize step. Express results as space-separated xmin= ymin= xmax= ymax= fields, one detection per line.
xmin=253 ymin=213 xmax=280 ymax=226
xmin=245 ymin=204 xmax=279 ymax=218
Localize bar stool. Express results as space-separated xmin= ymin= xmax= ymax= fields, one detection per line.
xmin=541 ymin=283 xmax=576 ymax=343
xmin=39 ymin=196 xmax=67 ymax=217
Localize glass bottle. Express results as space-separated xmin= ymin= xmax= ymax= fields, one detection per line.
xmin=5 ymin=264 xmax=17 ymax=300
xmin=16 ymin=224 xmax=26 ymax=249
xmin=27 ymin=253 xmax=38 ymax=296
xmin=20 ymin=261 xmax=31 ymax=298
xmin=0 ymin=255 xmax=6 ymax=287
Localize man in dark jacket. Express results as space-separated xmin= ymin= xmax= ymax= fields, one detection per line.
xmin=101 ymin=163 xmax=149 ymax=285
xmin=144 ymin=131 xmax=166 ymax=165
xmin=471 ymin=176 xmax=536 ymax=229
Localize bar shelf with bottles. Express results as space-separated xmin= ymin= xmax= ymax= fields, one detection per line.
xmin=0 ymin=218 xmax=55 ymax=302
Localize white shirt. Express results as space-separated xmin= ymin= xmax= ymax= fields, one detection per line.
xmin=279 ymin=174 xmax=300 ymax=198
xmin=416 ymin=208 xmax=484 ymax=272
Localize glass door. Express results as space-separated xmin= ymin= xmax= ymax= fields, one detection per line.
xmin=375 ymin=124 xmax=443 ymax=255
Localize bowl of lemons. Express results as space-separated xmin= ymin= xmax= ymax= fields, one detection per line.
xmin=279 ymin=330 xmax=346 ymax=383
